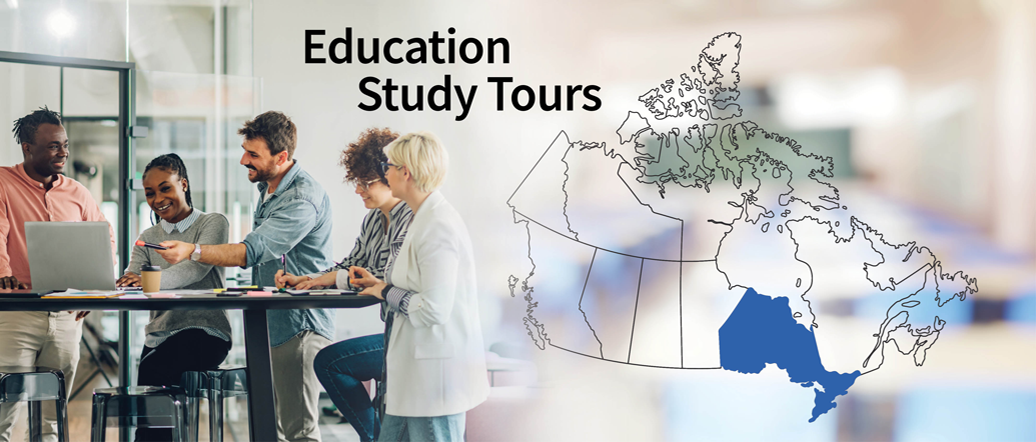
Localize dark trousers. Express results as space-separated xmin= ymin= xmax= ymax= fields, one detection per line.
xmin=135 ymin=329 xmax=231 ymax=442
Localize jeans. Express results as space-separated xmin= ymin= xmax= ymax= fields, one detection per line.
xmin=377 ymin=413 xmax=465 ymax=442
xmin=313 ymin=334 xmax=384 ymax=442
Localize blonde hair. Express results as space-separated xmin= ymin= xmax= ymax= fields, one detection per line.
xmin=384 ymin=131 xmax=448 ymax=192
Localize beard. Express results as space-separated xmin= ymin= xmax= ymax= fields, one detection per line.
xmin=34 ymin=160 xmax=65 ymax=178
xmin=247 ymin=165 xmax=275 ymax=183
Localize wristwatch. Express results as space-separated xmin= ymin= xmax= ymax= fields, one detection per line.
xmin=190 ymin=243 xmax=202 ymax=261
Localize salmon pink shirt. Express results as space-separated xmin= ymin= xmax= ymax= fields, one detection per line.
xmin=0 ymin=163 xmax=115 ymax=287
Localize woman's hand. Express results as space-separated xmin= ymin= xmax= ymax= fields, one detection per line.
xmin=275 ymin=270 xmax=311 ymax=289
xmin=116 ymin=272 xmax=141 ymax=287
xmin=295 ymin=272 xmax=337 ymax=290
xmin=348 ymin=266 xmax=381 ymax=288
xmin=359 ymin=282 xmax=387 ymax=300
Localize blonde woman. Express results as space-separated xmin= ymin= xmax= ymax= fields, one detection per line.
xmin=351 ymin=132 xmax=488 ymax=441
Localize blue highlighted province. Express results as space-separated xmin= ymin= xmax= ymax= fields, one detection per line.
xmin=720 ymin=288 xmax=861 ymax=422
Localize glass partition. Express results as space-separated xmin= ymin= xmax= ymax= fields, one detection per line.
xmin=0 ymin=63 xmax=123 ymax=274
xmin=0 ymin=0 xmax=253 ymax=77
xmin=0 ymin=0 xmax=128 ymax=62
xmin=62 ymin=67 xmax=123 ymax=274
xmin=129 ymin=68 xmax=260 ymax=392
xmin=0 ymin=61 xmax=61 ymax=166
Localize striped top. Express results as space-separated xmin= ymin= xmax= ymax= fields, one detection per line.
xmin=309 ymin=200 xmax=413 ymax=289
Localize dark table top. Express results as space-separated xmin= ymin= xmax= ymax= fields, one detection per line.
xmin=0 ymin=292 xmax=382 ymax=311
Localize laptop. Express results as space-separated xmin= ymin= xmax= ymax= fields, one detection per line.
xmin=25 ymin=222 xmax=116 ymax=291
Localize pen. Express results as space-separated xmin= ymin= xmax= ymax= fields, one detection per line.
xmin=135 ymin=240 xmax=168 ymax=250
xmin=280 ymin=254 xmax=288 ymax=292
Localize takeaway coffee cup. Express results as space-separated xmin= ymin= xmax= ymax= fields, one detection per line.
xmin=141 ymin=265 xmax=162 ymax=293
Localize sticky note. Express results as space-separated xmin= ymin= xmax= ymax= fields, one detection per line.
xmin=247 ymin=291 xmax=273 ymax=297
xmin=148 ymin=293 xmax=178 ymax=298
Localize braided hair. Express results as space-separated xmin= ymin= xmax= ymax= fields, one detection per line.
xmin=12 ymin=106 xmax=62 ymax=145
xmin=143 ymin=153 xmax=193 ymax=224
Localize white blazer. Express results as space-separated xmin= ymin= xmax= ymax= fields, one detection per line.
xmin=385 ymin=191 xmax=489 ymax=417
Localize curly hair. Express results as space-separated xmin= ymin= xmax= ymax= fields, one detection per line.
xmin=340 ymin=127 xmax=399 ymax=184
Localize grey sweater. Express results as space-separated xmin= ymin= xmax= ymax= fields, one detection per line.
xmin=126 ymin=210 xmax=231 ymax=340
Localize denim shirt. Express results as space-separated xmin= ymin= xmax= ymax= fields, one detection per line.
xmin=243 ymin=160 xmax=335 ymax=347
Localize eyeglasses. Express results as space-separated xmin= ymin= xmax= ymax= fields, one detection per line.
xmin=348 ymin=178 xmax=381 ymax=191
xmin=380 ymin=162 xmax=402 ymax=174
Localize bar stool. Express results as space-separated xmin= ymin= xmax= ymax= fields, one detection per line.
xmin=90 ymin=385 xmax=190 ymax=442
xmin=181 ymin=366 xmax=248 ymax=442
xmin=0 ymin=366 xmax=69 ymax=442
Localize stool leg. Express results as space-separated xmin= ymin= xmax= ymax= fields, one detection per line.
xmin=186 ymin=396 xmax=200 ymax=442
xmin=56 ymin=375 xmax=69 ymax=442
xmin=55 ymin=398 xmax=69 ymax=442
xmin=210 ymin=389 xmax=224 ymax=442
xmin=171 ymin=398 xmax=185 ymax=442
xmin=27 ymin=401 xmax=42 ymax=442
xmin=90 ymin=395 xmax=107 ymax=442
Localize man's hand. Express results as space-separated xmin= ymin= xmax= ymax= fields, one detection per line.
xmin=275 ymin=270 xmax=312 ymax=289
xmin=75 ymin=311 xmax=89 ymax=321
xmin=295 ymin=272 xmax=336 ymax=291
xmin=116 ymin=272 xmax=142 ymax=287
xmin=348 ymin=266 xmax=381 ymax=289
xmin=0 ymin=275 xmax=27 ymax=290
xmin=156 ymin=240 xmax=194 ymax=265
xmin=359 ymin=282 xmax=387 ymax=300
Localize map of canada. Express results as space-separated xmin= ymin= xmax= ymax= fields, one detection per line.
xmin=507 ymin=32 xmax=979 ymax=422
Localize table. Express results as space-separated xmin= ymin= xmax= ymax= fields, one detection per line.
xmin=0 ymin=293 xmax=381 ymax=441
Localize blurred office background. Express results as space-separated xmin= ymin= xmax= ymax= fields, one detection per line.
xmin=1 ymin=0 xmax=1034 ymax=441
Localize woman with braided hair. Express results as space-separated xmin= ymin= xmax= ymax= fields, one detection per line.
xmin=116 ymin=153 xmax=232 ymax=441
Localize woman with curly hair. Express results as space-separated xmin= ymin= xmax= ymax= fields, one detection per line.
xmin=275 ymin=127 xmax=411 ymax=442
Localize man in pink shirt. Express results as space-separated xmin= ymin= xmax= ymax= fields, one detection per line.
xmin=0 ymin=107 xmax=114 ymax=442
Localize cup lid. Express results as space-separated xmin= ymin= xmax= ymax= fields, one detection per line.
xmin=143 ymin=265 xmax=161 ymax=272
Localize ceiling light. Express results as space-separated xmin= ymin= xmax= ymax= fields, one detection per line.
xmin=47 ymin=9 xmax=76 ymax=39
